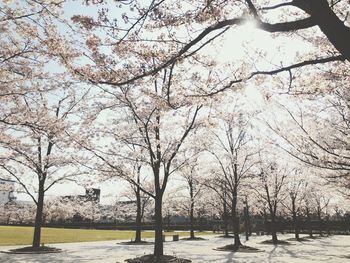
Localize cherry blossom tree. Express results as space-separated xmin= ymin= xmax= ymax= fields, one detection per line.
xmin=0 ymin=78 xmax=87 ymax=249
xmin=162 ymin=193 xmax=182 ymax=232
xmin=201 ymin=184 xmax=231 ymax=236
xmin=0 ymin=0 xmax=84 ymax=250
xmin=204 ymin=100 xmax=258 ymax=250
xmin=4 ymin=1 xmax=350 ymax=260
xmin=267 ymin=91 xmax=350 ymax=196
xmin=120 ymin=176 xmax=153 ymax=242
xmin=282 ymin=169 xmax=308 ymax=241
xmin=177 ymin=156 xmax=205 ymax=239
xmin=0 ymin=0 xmax=75 ymax=101
xmin=0 ymin=201 xmax=35 ymax=224
xmin=66 ymin=0 xmax=349 ymax=98
xmin=303 ymin=187 xmax=316 ymax=238
xmin=118 ymin=98 xmax=202 ymax=256
xmin=253 ymin=159 xmax=288 ymax=245
xmin=313 ymin=190 xmax=331 ymax=236
xmin=73 ymin=65 xmax=204 ymax=258
xmin=42 ymin=197 xmax=77 ymax=224
xmin=75 ymin=103 xmax=157 ymax=242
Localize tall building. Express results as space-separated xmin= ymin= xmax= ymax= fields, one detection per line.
xmin=0 ymin=178 xmax=16 ymax=204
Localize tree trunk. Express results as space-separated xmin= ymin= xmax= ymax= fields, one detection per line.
xmin=293 ymin=213 xmax=300 ymax=241
xmin=223 ymin=199 xmax=229 ymax=237
xmin=32 ymin=181 xmax=45 ymax=248
xmin=189 ymin=201 xmax=195 ymax=239
xmin=166 ymin=215 xmax=171 ymax=231
xmin=231 ymin=192 xmax=241 ymax=249
xmin=135 ymin=186 xmax=142 ymax=243
xmin=306 ymin=207 xmax=313 ymax=238
xmin=291 ymin=198 xmax=300 ymax=240
xmin=318 ymin=211 xmax=323 ymax=236
xmin=271 ymin=214 xmax=278 ymax=245
xmin=153 ymin=194 xmax=163 ymax=258
xmin=306 ymin=0 xmax=350 ymax=60
xmin=244 ymin=206 xmax=249 ymax=241
xmin=232 ymin=212 xmax=241 ymax=249
xmin=309 ymin=227 xmax=313 ymax=238
xmin=263 ymin=209 xmax=268 ymax=234
xmin=244 ymin=197 xmax=251 ymax=240
xmin=248 ymin=210 xmax=252 ymax=236
xmin=326 ymin=215 xmax=331 ymax=236
xmin=189 ymin=181 xmax=195 ymax=239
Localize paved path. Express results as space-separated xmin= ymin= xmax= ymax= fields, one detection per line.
xmin=1 ymin=234 xmax=350 ymax=262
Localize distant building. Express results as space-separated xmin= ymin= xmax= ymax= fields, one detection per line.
xmin=85 ymin=188 xmax=101 ymax=202
xmin=0 ymin=178 xmax=16 ymax=204
xmin=63 ymin=188 xmax=101 ymax=203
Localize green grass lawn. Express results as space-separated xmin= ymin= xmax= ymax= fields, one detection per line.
xmin=0 ymin=226 xmax=213 ymax=246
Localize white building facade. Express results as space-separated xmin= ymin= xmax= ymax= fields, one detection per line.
xmin=0 ymin=178 xmax=16 ymax=204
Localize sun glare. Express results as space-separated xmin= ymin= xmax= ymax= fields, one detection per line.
xmin=217 ymin=20 xmax=310 ymax=67
xmin=217 ymin=21 xmax=272 ymax=63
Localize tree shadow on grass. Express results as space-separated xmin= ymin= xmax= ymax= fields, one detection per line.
xmin=274 ymin=237 xmax=350 ymax=263
xmin=0 ymin=250 xmax=87 ymax=263
xmin=215 ymin=235 xmax=235 ymax=238
xmin=286 ymin=237 xmax=310 ymax=242
xmin=279 ymin=245 xmax=330 ymax=262
xmin=224 ymin=252 xmax=236 ymax=263
xmin=124 ymin=254 xmax=191 ymax=263
xmin=214 ymin=244 xmax=263 ymax=253
xmin=181 ymin=237 xmax=207 ymax=241
xmin=1 ymin=246 xmax=62 ymax=254
xmin=118 ymin=241 xmax=154 ymax=246
xmin=260 ymin=240 xmax=292 ymax=245
xmin=267 ymin=244 xmax=277 ymax=263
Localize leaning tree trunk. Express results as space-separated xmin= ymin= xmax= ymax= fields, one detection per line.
xmin=153 ymin=193 xmax=164 ymax=258
xmin=306 ymin=0 xmax=350 ymax=60
xmin=32 ymin=180 xmax=45 ymax=248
